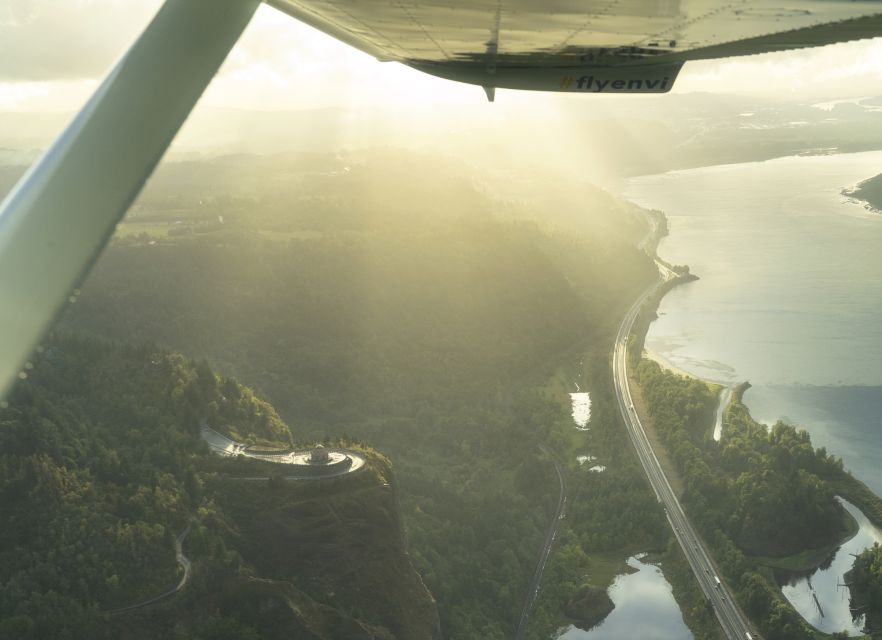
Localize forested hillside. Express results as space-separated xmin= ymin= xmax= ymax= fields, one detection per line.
xmin=65 ymin=152 xmax=653 ymax=427
xmin=53 ymin=149 xmax=662 ymax=638
xmin=0 ymin=335 xmax=439 ymax=640
xmin=0 ymin=336 xmax=276 ymax=632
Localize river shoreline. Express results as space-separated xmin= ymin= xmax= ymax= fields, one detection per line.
xmin=634 ymin=205 xmax=882 ymax=539
xmin=630 ymin=195 xmax=882 ymax=637
xmin=841 ymin=172 xmax=882 ymax=214
xmin=637 ymin=214 xmax=882 ymax=523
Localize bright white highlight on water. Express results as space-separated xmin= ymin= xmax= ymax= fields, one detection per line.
xmin=570 ymin=392 xmax=591 ymax=429
xmin=624 ymin=150 xmax=882 ymax=387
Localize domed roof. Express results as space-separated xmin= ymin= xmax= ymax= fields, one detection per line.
xmin=310 ymin=444 xmax=330 ymax=463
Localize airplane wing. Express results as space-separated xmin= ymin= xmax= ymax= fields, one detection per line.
xmin=2 ymin=0 xmax=882 ymax=398
xmin=267 ymin=0 xmax=882 ymax=96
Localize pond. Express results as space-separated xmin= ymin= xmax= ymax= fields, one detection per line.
xmin=555 ymin=555 xmax=693 ymax=640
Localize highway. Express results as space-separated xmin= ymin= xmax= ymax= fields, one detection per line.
xmin=613 ymin=280 xmax=758 ymax=640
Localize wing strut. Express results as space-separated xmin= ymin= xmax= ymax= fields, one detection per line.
xmin=0 ymin=0 xmax=259 ymax=397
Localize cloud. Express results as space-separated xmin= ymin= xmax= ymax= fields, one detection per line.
xmin=0 ymin=0 xmax=160 ymax=80
xmin=0 ymin=1 xmax=366 ymax=84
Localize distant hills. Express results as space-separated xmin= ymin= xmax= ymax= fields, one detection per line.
xmin=6 ymin=93 xmax=882 ymax=179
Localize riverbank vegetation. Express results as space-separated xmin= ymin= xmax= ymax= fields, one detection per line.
xmin=843 ymin=172 xmax=882 ymax=213
xmin=848 ymin=543 xmax=882 ymax=633
xmin=635 ymin=361 xmax=882 ymax=639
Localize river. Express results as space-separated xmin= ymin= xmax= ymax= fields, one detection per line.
xmin=623 ymin=149 xmax=882 ymax=635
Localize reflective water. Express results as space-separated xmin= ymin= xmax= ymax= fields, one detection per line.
xmin=623 ymin=151 xmax=882 ymax=494
xmin=746 ymin=385 xmax=882 ymax=497
xmin=622 ymin=151 xmax=882 ymax=631
xmin=778 ymin=499 xmax=882 ymax=636
xmin=556 ymin=555 xmax=692 ymax=640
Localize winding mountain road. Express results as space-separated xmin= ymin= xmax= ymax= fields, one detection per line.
xmin=106 ymin=523 xmax=192 ymax=615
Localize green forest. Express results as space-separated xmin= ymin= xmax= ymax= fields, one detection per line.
xmin=0 ymin=333 xmax=454 ymax=640
xmin=849 ymin=542 xmax=882 ymax=631
xmin=0 ymin=335 xmax=281 ymax=638
xmin=635 ymin=361 xmax=882 ymax=639
xmin=0 ymin=149 xmax=685 ymax=639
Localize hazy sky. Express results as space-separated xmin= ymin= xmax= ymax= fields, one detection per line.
xmin=3 ymin=1 xmax=882 ymax=112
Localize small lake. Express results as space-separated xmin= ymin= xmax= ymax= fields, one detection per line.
xmin=777 ymin=499 xmax=882 ymax=636
xmin=555 ymin=555 xmax=693 ymax=640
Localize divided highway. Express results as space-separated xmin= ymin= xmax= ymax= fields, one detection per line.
xmin=613 ymin=282 xmax=757 ymax=640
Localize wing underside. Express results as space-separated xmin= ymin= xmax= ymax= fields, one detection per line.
xmin=268 ymin=0 xmax=882 ymax=92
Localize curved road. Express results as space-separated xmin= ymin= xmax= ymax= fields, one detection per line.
xmin=514 ymin=445 xmax=567 ymax=640
xmin=614 ymin=280 xmax=758 ymax=640
xmin=106 ymin=523 xmax=192 ymax=615
xmin=201 ymin=423 xmax=366 ymax=480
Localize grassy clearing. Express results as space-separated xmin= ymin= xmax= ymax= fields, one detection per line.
xmin=579 ymin=550 xmax=639 ymax=590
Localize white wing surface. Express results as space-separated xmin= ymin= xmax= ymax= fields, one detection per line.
xmin=268 ymin=0 xmax=882 ymax=93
